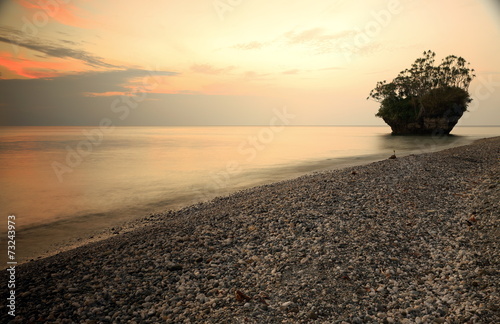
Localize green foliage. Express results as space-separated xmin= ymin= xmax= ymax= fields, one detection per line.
xmin=375 ymin=96 xmax=417 ymax=122
xmin=420 ymin=86 xmax=471 ymax=118
xmin=368 ymin=51 xmax=475 ymax=123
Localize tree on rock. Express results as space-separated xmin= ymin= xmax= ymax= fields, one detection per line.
xmin=367 ymin=51 xmax=475 ymax=135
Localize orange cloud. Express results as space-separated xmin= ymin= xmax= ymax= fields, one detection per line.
xmin=74 ymin=71 xmax=280 ymax=97
xmin=83 ymin=91 xmax=127 ymax=97
xmin=16 ymin=0 xmax=93 ymax=28
xmin=84 ymin=76 xmax=178 ymax=97
xmin=0 ymin=51 xmax=86 ymax=78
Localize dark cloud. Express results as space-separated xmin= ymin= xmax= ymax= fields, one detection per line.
xmin=0 ymin=68 xmax=283 ymax=126
xmin=0 ymin=26 xmax=119 ymax=68
xmin=0 ymin=69 xmax=177 ymax=125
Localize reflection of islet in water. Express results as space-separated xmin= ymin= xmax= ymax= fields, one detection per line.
xmin=376 ymin=134 xmax=470 ymax=155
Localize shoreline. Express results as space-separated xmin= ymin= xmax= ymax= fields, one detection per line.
xmin=4 ymin=134 xmax=485 ymax=266
xmin=5 ymin=151 xmax=389 ymax=267
xmin=6 ymin=137 xmax=499 ymax=323
xmin=2 ymin=127 xmax=497 ymax=266
xmin=9 ymin=154 xmax=392 ymax=268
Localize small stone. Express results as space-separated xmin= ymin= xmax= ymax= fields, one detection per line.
xmin=352 ymin=317 xmax=363 ymax=324
xmin=235 ymin=290 xmax=251 ymax=302
xmin=166 ymin=263 xmax=183 ymax=271
xmin=308 ymin=311 xmax=318 ymax=320
xmin=281 ymin=301 xmax=298 ymax=312
xmin=196 ymin=293 xmax=207 ymax=303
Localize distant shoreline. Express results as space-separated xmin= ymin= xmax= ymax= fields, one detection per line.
xmin=2 ymin=125 xmax=500 ymax=128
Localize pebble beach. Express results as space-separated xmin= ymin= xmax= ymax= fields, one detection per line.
xmin=4 ymin=137 xmax=499 ymax=323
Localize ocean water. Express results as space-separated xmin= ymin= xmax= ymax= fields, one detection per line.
xmin=1 ymin=126 xmax=499 ymax=263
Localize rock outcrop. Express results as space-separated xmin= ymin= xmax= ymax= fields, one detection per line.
xmin=383 ymin=110 xmax=464 ymax=135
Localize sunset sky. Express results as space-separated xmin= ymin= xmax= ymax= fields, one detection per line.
xmin=0 ymin=0 xmax=499 ymax=126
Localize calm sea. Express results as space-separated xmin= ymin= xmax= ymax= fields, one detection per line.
xmin=1 ymin=126 xmax=499 ymax=263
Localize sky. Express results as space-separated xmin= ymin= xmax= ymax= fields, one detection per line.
xmin=0 ymin=0 xmax=499 ymax=126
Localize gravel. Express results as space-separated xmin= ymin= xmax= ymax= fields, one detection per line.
xmin=3 ymin=137 xmax=499 ymax=324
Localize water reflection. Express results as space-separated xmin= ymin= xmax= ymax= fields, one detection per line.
xmin=376 ymin=133 xmax=471 ymax=156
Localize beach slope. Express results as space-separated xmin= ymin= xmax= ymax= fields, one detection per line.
xmin=6 ymin=137 xmax=499 ymax=323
